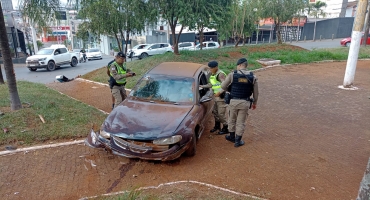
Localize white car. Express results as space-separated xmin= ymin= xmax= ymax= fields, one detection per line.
xmin=133 ymin=43 xmax=173 ymax=59
xmin=127 ymin=44 xmax=149 ymax=58
xmin=178 ymin=42 xmax=196 ymax=51
xmin=25 ymin=45 xmax=79 ymax=71
xmin=195 ymin=41 xmax=220 ymax=50
xmin=86 ymin=48 xmax=102 ymax=60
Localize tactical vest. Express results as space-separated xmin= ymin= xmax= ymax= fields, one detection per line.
xmin=209 ymin=70 xmax=226 ymax=94
xmin=230 ymin=70 xmax=254 ymax=100
xmin=109 ymin=62 xmax=127 ymax=84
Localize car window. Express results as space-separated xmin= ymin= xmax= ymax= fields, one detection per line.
xmin=179 ymin=43 xmax=191 ymax=47
xmin=36 ymin=48 xmax=54 ymax=55
xmin=59 ymin=48 xmax=67 ymax=54
xmin=208 ymin=43 xmax=216 ymax=47
xmin=150 ymin=44 xmax=161 ymax=49
xmin=162 ymin=44 xmax=169 ymax=48
xmin=88 ymin=49 xmax=100 ymax=52
xmin=131 ymin=74 xmax=195 ymax=103
xmin=198 ymin=72 xmax=209 ymax=97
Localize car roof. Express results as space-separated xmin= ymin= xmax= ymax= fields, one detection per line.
xmin=148 ymin=62 xmax=206 ymax=78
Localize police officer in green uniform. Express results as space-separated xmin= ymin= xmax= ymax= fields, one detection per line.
xmin=200 ymin=61 xmax=228 ymax=134
xmin=221 ymin=58 xmax=259 ymax=147
xmin=108 ymin=52 xmax=135 ymax=108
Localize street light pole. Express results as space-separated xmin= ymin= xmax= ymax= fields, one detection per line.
xmin=341 ymin=0 xmax=368 ymax=88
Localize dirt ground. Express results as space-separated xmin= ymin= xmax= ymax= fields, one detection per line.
xmin=1 ymin=60 xmax=370 ymax=200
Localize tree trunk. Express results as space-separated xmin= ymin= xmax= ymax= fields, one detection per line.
xmin=125 ymin=30 xmax=130 ymax=55
xmin=176 ymin=25 xmax=184 ymax=51
xmin=199 ymin=29 xmax=204 ymax=50
xmin=170 ymin=24 xmax=179 ymax=54
xmin=362 ymin=3 xmax=370 ymax=47
xmin=234 ymin=37 xmax=241 ymax=47
xmin=0 ymin=6 xmax=22 ymax=110
xmin=276 ymin=20 xmax=282 ymax=44
xmin=0 ymin=64 xmax=4 ymax=84
xmin=339 ymin=0 xmax=349 ymax=18
xmin=114 ymin=33 xmax=122 ymax=52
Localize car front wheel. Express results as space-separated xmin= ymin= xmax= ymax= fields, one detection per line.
xmin=184 ymin=132 xmax=197 ymax=156
xmin=70 ymin=57 xmax=78 ymax=67
xmin=346 ymin=42 xmax=351 ymax=47
xmin=140 ymin=53 xmax=149 ymax=59
xmin=46 ymin=61 xmax=56 ymax=71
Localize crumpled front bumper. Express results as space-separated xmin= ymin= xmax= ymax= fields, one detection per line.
xmin=85 ymin=129 xmax=191 ymax=161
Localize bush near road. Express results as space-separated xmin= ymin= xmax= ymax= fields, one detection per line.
xmin=82 ymin=44 xmax=370 ymax=89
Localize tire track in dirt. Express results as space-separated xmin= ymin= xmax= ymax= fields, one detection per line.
xmin=106 ymin=160 xmax=137 ymax=193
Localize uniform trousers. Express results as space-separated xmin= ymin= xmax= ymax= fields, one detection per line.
xmin=111 ymin=85 xmax=127 ymax=108
xmin=228 ymin=99 xmax=249 ymax=136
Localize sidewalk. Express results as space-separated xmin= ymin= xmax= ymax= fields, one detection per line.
xmin=1 ymin=60 xmax=370 ymax=200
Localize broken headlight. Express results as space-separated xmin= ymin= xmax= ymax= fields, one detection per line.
xmin=100 ymin=130 xmax=111 ymax=139
xmin=153 ymin=135 xmax=182 ymax=145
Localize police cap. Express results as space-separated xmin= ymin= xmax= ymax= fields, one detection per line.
xmin=208 ymin=60 xmax=218 ymax=68
xmin=237 ymin=58 xmax=247 ymax=65
xmin=116 ymin=51 xmax=126 ymax=58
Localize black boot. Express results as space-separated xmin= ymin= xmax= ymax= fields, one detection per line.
xmin=234 ymin=135 xmax=245 ymax=147
xmin=218 ymin=125 xmax=228 ymax=135
xmin=210 ymin=121 xmax=221 ymax=133
xmin=225 ymin=132 xmax=235 ymax=143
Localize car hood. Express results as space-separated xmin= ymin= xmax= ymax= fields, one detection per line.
xmin=103 ymin=100 xmax=193 ymax=140
xmin=27 ymin=55 xmax=50 ymax=60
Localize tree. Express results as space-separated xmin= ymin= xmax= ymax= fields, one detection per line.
xmin=148 ymin=0 xmax=193 ymax=54
xmin=259 ymin=0 xmax=305 ymax=44
xmin=0 ymin=3 xmax=22 ymax=110
xmin=339 ymin=0 xmax=349 ymax=18
xmin=306 ymin=1 xmax=327 ymax=18
xmin=0 ymin=64 xmax=4 ymax=84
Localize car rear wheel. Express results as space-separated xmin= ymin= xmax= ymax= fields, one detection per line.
xmin=346 ymin=42 xmax=351 ymax=47
xmin=70 ymin=57 xmax=78 ymax=67
xmin=46 ymin=61 xmax=56 ymax=71
xmin=140 ymin=53 xmax=149 ymax=59
xmin=184 ymin=132 xmax=197 ymax=156
xmin=29 ymin=67 xmax=37 ymax=71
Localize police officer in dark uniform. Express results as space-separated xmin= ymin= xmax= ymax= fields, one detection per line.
xmin=108 ymin=52 xmax=135 ymax=108
xmin=221 ymin=58 xmax=259 ymax=147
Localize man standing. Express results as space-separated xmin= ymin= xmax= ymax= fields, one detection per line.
xmin=221 ymin=58 xmax=259 ymax=147
xmin=200 ymin=61 xmax=228 ymax=135
xmin=108 ymin=52 xmax=135 ymax=108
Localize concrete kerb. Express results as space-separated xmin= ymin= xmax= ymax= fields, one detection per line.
xmin=357 ymin=157 xmax=370 ymax=200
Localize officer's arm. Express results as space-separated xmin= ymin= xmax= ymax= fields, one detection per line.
xmin=110 ymin=66 xmax=129 ymax=80
xmin=221 ymin=73 xmax=232 ymax=91
xmin=200 ymin=83 xmax=212 ymax=88
xmin=217 ymin=73 xmax=226 ymax=93
xmin=106 ymin=66 xmax=110 ymax=77
xmin=252 ymin=78 xmax=259 ymax=105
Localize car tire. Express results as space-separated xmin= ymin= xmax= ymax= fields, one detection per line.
xmin=46 ymin=61 xmax=56 ymax=71
xmin=184 ymin=132 xmax=197 ymax=157
xmin=140 ymin=53 xmax=149 ymax=59
xmin=346 ymin=42 xmax=351 ymax=47
xmin=70 ymin=57 xmax=78 ymax=67
xmin=29 ymin=67 xmax=37 ymax=71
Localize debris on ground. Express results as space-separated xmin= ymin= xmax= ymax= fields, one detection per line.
xmin=5 ymin=145 xmax=17 ymax=151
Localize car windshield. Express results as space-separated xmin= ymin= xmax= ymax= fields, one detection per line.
xmin=88 ymin=49 xmax=99 ymax=52
xmin=130 ymin=74 xmax=194 ymax=103
xmin=36 ymin=48 xmax=54 ymax=55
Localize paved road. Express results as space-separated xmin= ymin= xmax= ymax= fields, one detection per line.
xmin=1 ymin=55 xmax=139 ymax=84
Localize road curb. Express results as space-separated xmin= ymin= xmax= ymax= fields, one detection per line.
xmin=357 ymin=157 xmax=370 ymax=200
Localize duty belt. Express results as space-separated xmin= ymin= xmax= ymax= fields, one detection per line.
xmin=115 ymin=82 xmax=126 ymax=86
xmin=231 ymin=97 xmax=250 ymax=101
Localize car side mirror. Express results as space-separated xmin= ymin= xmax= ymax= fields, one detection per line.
xmin=148 ymin=48 xmax=152 ymax=50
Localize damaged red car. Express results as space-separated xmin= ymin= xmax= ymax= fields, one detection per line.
xmin=85 ymin=62 xmax=214 ymax=161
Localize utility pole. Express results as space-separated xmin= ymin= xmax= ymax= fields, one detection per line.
xmin=342 ymin=0 xmax=368 ymax=88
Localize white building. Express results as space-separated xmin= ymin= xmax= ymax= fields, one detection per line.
xmin=309 ymin=0 xmax=357 ymax=18
xmin=1 ymin=0 xmax=13 ymax=11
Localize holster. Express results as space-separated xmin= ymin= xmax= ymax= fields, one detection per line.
xmin=224 ymin=93 xmax=231 ymax=104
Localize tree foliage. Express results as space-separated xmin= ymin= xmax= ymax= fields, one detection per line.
xmin=306 ymin=1 xmax=327 ymax=18
xmin=259 ymin=0 xmax=306 ymax=44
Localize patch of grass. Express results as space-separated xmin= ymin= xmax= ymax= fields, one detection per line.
xmin=0 ymin=81 xmax=107 ymax=146
xmin=82 ymin=44 xmax=370 ymax=89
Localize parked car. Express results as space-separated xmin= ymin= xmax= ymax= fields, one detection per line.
xmin=340 ymin=33 xmax=370 ymax=47
xmin=195 ymin=41 xmax=220 ymax=50
xmin=177 ymin=42 xmax=196 ymax=51
xmin=132 ymin=43 xmax=173 ymax=59
xmin=127 ymin=44 xmax=149 ymax=58
xmin=86 ymin=48 xmax=102 ymax=60
xmin=25 ymin=45 xmax=79 ymax=71
xmin=85 ymin=62 xmax=214 ymax=161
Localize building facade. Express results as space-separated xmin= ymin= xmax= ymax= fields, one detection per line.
xmin=0 ymin=0 xmax=13 ymax=11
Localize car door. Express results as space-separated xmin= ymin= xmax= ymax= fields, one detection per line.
xmin=53 ymin=48 xmax=64 ymax=64
xmin=59 ymin=48 xmax=69 ymax=63
xmin=198 ymin=72 xmax=214 ymax=124
xmin=148 ymin=44 xmax=160 ymax=55
xmin=158 ymin=44 xmax=167 ymax=54
xmin=207 ymin=42 xmax=217 ymax=49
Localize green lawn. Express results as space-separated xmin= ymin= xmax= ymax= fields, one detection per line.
xmin=82 ymin=44 xmax=370 ymax=89
xmin=0 ymin=81 xmax=107 ymax=146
